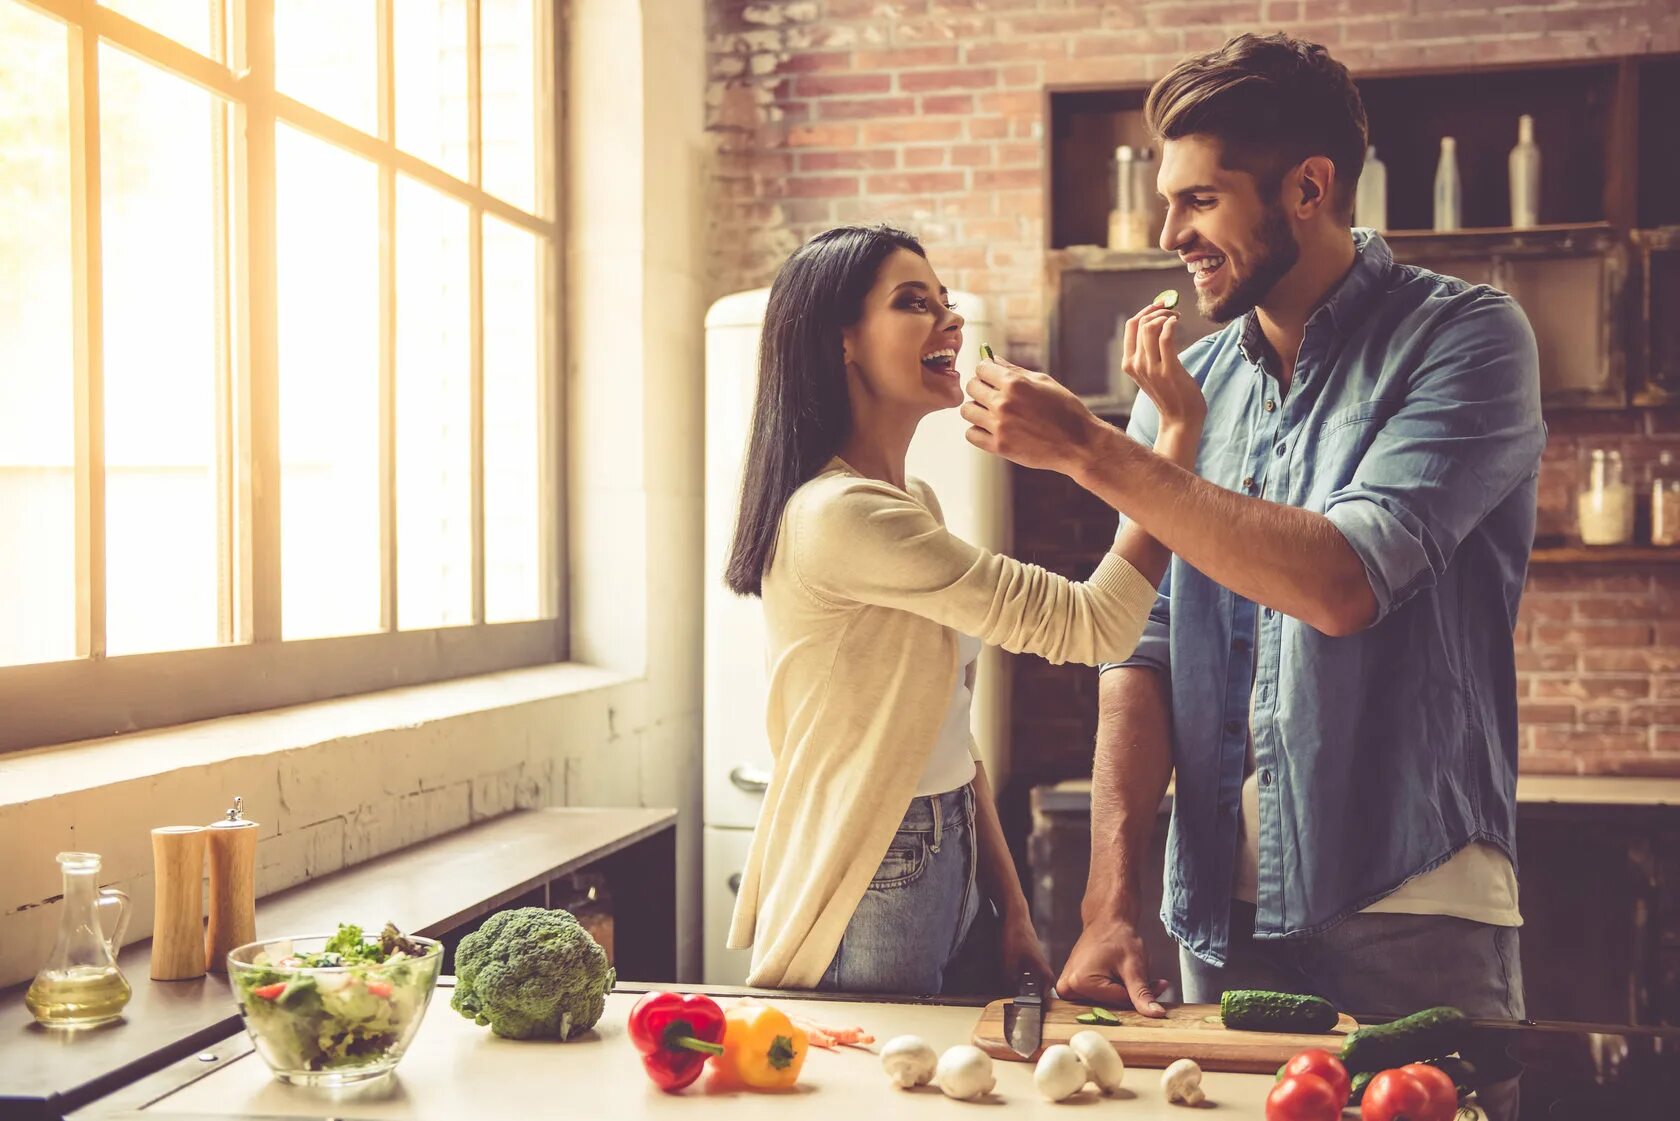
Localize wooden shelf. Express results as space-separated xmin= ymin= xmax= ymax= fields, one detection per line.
xmin=1530 ymin=545 xmax=1680 ymax=565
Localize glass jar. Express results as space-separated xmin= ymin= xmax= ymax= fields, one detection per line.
xmin=1577 ymin=447 xmax=1634 ymax=546
xmin=1653 ymin=451 xmax=1680 ymax=547
xmin=1107 ymin=145 xmax=1154 ymax=251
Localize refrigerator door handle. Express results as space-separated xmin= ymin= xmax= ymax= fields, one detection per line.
xmin=728 ymin=764 xmax=771 ymax=793
xmin=727 ymin=872 xmax=742 ymax=895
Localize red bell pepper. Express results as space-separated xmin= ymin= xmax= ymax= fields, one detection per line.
xmin=627 ymin=991 xmax=727 ymax=1093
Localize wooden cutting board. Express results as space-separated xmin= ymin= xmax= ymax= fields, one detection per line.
xmin=973 ymin=998 xmax=1358 ymax=1073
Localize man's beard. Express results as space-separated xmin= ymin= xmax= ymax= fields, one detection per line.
xmin=1200 ymin=201 xmax=1300 ymax=324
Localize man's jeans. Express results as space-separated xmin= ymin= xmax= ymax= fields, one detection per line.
xmin=1182 ymin=901 xmax=1525 ymax=1119
xmin=815 ymin=784 xmax=981 ymax=995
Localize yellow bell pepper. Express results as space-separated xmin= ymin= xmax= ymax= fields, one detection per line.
xmin=711 ymin=1004 xmax=807 ymax=1090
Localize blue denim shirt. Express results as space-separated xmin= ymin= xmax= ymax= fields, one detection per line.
xmin=1106 ymin=230 xmax=1545 ymax=967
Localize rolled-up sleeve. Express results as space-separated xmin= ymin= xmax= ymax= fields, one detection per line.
xmin=1323 ymin=292 xmax=1545 ymax=624
xmin=1102 ymin=400 xmax=1172 ymax=676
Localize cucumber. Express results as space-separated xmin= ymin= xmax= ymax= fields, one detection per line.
xmin=1220 ymin=989 xmax=1340 ymax=1034
xmin=1338 ymin=1006 xmax=1468 ymax=1073
xmin=1348 ymin=1070 xmax=1374 ymax=1106
xmin=1153 ymin=288 xmax=1180 ymax=309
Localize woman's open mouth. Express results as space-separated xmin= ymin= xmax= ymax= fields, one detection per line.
xmin=1189 ymin=253 xmax=1228 ymax=290
xmin=921 ymin=348 xmax=959 ymax=376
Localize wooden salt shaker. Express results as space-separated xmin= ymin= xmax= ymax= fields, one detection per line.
xmin=205 ymin=797 xmax=258 ymax=974
xmin=150 ymin=825 xmax=207 ymax=980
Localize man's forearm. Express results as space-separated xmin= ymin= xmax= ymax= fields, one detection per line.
xmin=1080 ymin=425 xmax=1376 ymax=636
xmin=1084 ymin=666 xmax=1174 ymax=923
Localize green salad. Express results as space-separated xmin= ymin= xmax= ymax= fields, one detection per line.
xmin=233 ymin=923 xmax=441 ymax=1073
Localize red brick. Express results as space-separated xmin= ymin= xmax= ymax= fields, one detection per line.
xmin=973 ymin=168 xmax=1041 ymax=191
xmin=853 ymin=46 xmax=961 ymax=70
xmin=996 ymin=141 xmax=1038 ymax=166
xmin=797 ymin=150 xmax=896 ymax=172
xmin=1532 ymin=676 xmax=1651 ymax=701
xmin=1302 ymin=0 xmax=1405 ymax=17
xmin=1590 ymin=754 xmax=1680 ymax=777
xmin=964 ymin=40 xmax=1068 ymax=64
xmin=1519 ymin=702 xmax=1577 ymax=726
xmin=978 ymin=90 xmax=1043 ymax=116
xmin=1263 ymin=0 xmax=1303 ymax=19
xmin=1056 ymin=56 xmax=1157 ymax=84
xmin=1518 ymin=751 xmax=1584 ymax=775
xmin=794 ymin=73 xmax=892 ymax=98
xmin=963 ymin=217 xmax=1021 ymax=242
xmin=819 ymin=96 xmax=918 ymax=121
xmin=776 ymin=51 xmax=854 ymax=74
xmin=1342 ymin=19 xmax=1396 ymax=45
xmin=1657 ymin=730 xmax=1680 ymax=753
xmin=1532 ymin=728 xmax=1650 ymax=754
xmin=785 ymin=175 xmax=860 ymax=198
xmin=903 ymin=146 xmax=947 ymax=169
xmin=1580 ymin=705 xmax=1627 ymax=727
xmin=1575 ymin=595 xmax=1660 ymax=621
xmin=782 ymin=123 xmax=859 ymax=149
xmin=1532 ymin=623 xmax=1651 ymax=648
xmin=1001 ymin=63 xmax=1042 ymax=87
xmin=967 ymin=118 xmax=1009 ymax=140
xmin=995 ymin=11 xmax=1103 ymax=35
xmin=948 ymin=144 xmax=995 ymax=168
xmin=921 ymin=94 xmax=976 ymax=115
xmin=862 ymin=120 xmax=963 ymax=145
xmin=900 ymin=67 xmax=998 ymax=93
xmin=894 ymin=16 xmax=994 ymax=44
xmin=1516 ymin=597 xmax=1572 ymax=625
xmin=866 ymin=171 xmax=966 ymax=195
xmin=1581 ymin=648 xmax=1680 ymax=673
xmin=1517 ymin=649 xmax=1578 ymax=672
xmin=1070 ymin=31 xmax=1186 ymax=57
xmin=1631 ymin=703 xmax=1680 ymax=725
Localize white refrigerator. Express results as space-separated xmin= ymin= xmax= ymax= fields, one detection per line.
xmin=701 ymin=287 xmax=1013 ymax=985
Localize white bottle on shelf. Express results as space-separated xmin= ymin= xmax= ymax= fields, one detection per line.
xmin=1509 ymin=114 xmax=1541 ymax=229
xmin=1434 ymin=136 xmax=1462 ymax=232
xmin=1355 ymin=144 xmax=1387 ymax=231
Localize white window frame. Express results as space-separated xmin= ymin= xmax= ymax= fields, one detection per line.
xmin=2 ymin=0 xmax=566 ymax=753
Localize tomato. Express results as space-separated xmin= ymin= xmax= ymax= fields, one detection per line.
xmin=1282 ymin=1048 xmax=1351 ymax=1105
xmin=365 ymin=980 xmax=394 ymax=998
xmin=1266 ymin=1072 xmax=1342 ymax=1121
xmin=1400 ymin=1063 xmax=1460 ymax=1119
xmin=1361 ymin=1068 xmax=1449 ymax=1121
xmin=250 ymin=982 xmax=286 ymax=1000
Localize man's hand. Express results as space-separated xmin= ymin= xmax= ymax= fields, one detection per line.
xmin=961 ymin=356 xmax=1108 ymax=476
xmin=1055 ymin=912 xmax=1170 ymax=1017
xmin=1124 ymin=304 xmax=1205 ymax=439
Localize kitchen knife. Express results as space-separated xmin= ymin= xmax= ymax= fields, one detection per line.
xmin=1004 ymin=972 xmax=1043 ymax=1058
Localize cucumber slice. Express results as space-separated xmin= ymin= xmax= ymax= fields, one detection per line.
xmin=1153 ymin=289 xmax=1180 ymax=309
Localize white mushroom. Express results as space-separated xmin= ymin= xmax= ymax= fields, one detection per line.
xmin=880 ymin=1035 xmax=938 ymax=1089
xmin=1034 ymin=1044 xmax=1090 ymax=1102
xmin=1162 ymin=1058 xmax=1206 ymax=1106
xmin=1068 ymin=1030 xmax=1125 ymax=1093
xmin=935 ymin=1044 xmax=996 ymax=1101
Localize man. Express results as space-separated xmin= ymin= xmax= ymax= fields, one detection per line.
xmin=962 ymin=33 xmax=1543 ymax=1023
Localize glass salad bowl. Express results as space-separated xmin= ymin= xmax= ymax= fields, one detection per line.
xmin=228 ymin=925 xmax=443 ymax=1086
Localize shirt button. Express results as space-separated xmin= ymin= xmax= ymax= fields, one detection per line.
xmin=1260 ymin=769 xmax=1274 ymax=787
xmin=1264 ymin=399 xmax=1277 ymax=413
xmin=1225 ymin=720 xmax=1242 ymax=736
xmin=1275 ymin=443 xmax=1287 ymax=457
xmin=1263 ymin=607 xmax=1275 ymax=618
xmin=1242 ymin=476 xmax=1256 ymax=491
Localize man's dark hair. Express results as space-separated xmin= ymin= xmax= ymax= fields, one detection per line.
xmin=1145 ymin=33 xmax=1369 ymax=216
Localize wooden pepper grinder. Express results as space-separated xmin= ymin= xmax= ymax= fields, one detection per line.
xmin=150 ymin=825 xmax=207 ymax=981
xmin=205 ymin=796 xmax=258 ymax=974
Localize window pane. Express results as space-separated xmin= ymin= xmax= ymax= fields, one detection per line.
xmin=480 ymin=0 xmax=538 ymax=212
xmin=99 ymin=46 xmax=225 ymax=658
xmin=101 ymin=0 xmax=219 ymax=59
xmin=277 ymin=126 xmax=380 ymax=639
xmin=99 ymin=47 xmax=224 ymax=655
xmin=395 ymin=0 xmax=468 ymax=180
xmin=395 ymin=176 xmax=470 ymax=629
xmin=482 ymin=217 xmax=542 ymax=622
xmin=0 ymin=2 xmax=76 ymax=668
xmin=275 ymin=0 xmax=376 ymax=135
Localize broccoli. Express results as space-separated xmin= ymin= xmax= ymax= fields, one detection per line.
xmin=450 ymin=907 xmax=615 ymax=1041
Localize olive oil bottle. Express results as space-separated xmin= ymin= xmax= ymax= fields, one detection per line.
xmin=25 ymin=852 xmax=133 ymax=1028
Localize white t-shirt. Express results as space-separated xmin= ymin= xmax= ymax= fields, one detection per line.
xmin=914 ymin=631 xmax=982 ymax=796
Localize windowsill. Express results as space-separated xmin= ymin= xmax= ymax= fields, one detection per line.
xmin=0 ymin=662 xmax=638 ymax=806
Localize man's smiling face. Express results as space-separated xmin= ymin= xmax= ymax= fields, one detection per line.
xmin=1156 ymin=134 xmax=1301 ymax=324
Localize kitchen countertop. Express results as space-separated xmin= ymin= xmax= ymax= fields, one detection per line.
xmin=1 ymin=807 xmax=676 ymax=1121
xmin=70 ymin=983 xmax=1680 ymax=1121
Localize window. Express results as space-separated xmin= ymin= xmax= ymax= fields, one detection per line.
xmin=0 ymin=0 xmax=562 ymax=752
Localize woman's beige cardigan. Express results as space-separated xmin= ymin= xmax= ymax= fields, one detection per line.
xmin=728 ymin=460 xmax=1157 ymax=988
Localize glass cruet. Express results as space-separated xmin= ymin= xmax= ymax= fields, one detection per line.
xmin=24 ymin=852 xmax=133 ymax=1028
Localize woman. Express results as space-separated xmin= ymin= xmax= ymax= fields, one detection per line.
xmin=724 ymin=225 xmax=1199 ymax=993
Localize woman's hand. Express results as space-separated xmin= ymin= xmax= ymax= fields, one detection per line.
xmin=999 ymin=905 xmax=1055 ymax=986
xmin=1122 ymin=303 xmax=1206 ymax=455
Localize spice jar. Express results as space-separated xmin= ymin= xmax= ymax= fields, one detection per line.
xmin=1577 ymin=447 xmax=1634 ymax=546
xmin=1653 ymin=451 xmax=1680 ymax=547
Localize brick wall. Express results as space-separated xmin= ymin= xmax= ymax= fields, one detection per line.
xmin=704 ymin=0 xmax=1680 ymax=793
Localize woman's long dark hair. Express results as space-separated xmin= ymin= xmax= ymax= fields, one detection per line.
xmin=724 ymin=224 xmax=926 ymax=596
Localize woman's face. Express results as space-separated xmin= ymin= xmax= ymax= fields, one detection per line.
xmin=840 ymin=248 xmax=966 ymax=415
